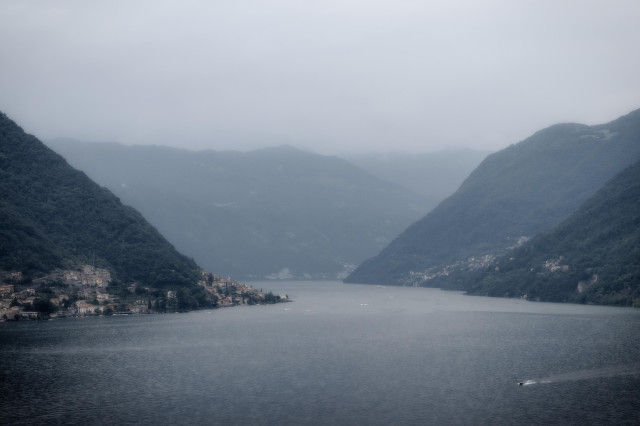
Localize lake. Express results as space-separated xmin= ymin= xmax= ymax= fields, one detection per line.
xmin=1 ymin=281 xmax=639 ymax=425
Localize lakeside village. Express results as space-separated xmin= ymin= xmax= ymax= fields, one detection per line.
xmin=0 ymin=266 xmax=288 ymax=321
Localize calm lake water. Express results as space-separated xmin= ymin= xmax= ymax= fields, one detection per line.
xmin=1 ymin=281 xmax=639 ymax=425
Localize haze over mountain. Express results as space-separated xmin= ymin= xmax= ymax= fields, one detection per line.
xmin=0 ymin=112 xmax=201 ymax=288
xmin=467 ymin=159 xmax=640 ymax=306
xmin=346 ymin=108 xmax=640 ymax=293
xmin=46 ymin=140 xmax=430 ymax=280
xmin=343 ymin=149 xmax=490 ymax=210
xmin=3 ymin=2 xmax=639 ymax=157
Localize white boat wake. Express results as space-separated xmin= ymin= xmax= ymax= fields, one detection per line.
xmin=519 ymin=364 xmax=640 ymax=386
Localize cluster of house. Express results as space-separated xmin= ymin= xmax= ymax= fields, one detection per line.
xmin=0 ymin=266 xmax=114 ymax=320
xmin=0 ymin=267 xmax=288 ymax=321
xmin=543 ymin=257 xmax=570 ymax=273
xmin=0 ymin=281 xmax=37 ymax=320
xmin=408 ymin=254 xmax=498 ymax=286
xmin=196 ymin=271 xmax=288 ymax=307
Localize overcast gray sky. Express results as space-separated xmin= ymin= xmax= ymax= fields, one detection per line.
xmin=1 ymin=0 xmax=639 ymax=154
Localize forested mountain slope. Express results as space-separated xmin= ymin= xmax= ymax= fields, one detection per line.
xmin=346 ymin=108 xmax=640 ymax=287
xmin=46 ymin=141 xmax=429 ymax=280
xmin=0 ymin=112 xmax=200 ymax=288
xmin=468 ymin=160 xmax=640 ymax=306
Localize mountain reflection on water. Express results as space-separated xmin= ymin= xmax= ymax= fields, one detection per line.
xmin=1 ymin=281 xmax=639 ymax=425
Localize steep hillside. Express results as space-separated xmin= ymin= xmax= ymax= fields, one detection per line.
xmin=0 ymin=112 xmax=200 ymax=288
xmin=468 ymin=160 xmax=640 ymax=306
xmin=45 ymin=141 xmax=429 ymax=280
xmin=343 ymin=149 xmax=490 ymax=210
xmin=346 ymin=108 xmax=640 ymax=287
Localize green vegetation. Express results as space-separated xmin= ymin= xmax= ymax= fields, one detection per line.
xmin=468 ymin=160 xmax=640 ymax=305
xmin=0 ymin=112 xmax=201 ymax=288
xmin=45 ymin=141 xmax=430 ymax=280
xmin=346 ymin=108 xmax=640 ymax=290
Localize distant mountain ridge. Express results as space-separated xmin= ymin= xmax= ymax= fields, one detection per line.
xmin=342 ymin=149 xmax=490 ymax=210
xmin=46 ymin=140 xmax=430 ymax=280
xmin=0 ymin=112 xmax=201 ymax=288
xmin=346 ymin=108 xmax=640 ymax=289
xmin=468 ymin=159 xmax=640 ymax=305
